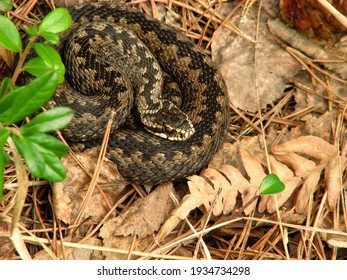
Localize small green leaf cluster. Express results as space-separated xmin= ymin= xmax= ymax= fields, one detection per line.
xmin=0 ymin=2 xmax=73 ymax=201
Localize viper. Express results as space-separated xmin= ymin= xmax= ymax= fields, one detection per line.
xmin=52 ymin=2 xmax=230 ymax=184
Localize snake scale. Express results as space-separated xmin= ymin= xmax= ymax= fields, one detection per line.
xmin=53 ymin=2 xmax=230 ymax=185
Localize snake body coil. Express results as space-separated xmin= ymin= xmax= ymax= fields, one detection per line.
xmin=55 ymin=2 xmax=230 ymax=184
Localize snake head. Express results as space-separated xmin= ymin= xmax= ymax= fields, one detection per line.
xmin=142 ymin=101 xmax=195 ymax=141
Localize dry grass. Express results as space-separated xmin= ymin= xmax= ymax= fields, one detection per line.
xmin=0 ymin=0 xmax=346 ymax=260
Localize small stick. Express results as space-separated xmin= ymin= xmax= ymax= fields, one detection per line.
xmin=317 ymin=0 xmax=347 ymax=28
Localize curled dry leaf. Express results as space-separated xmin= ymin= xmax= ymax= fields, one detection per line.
xmin=157 ymin=151 xmax=262 ymax=242
xmin=272 ymin=135 xmax=341 ymax=212
xmin=157 ymin=164 xmax=257 ymax=242
xmin=326 ymin=235 xmax=347 ymax=249
xmin=189 ymin=150 xmax=263 ymax=217
xmin=320 ymin=215 xmax=347 ymax=249
xmin=325 ymin=155 xmax=344 ymax=210
xmin=273 ymin=152 xmax=316 ymax=178
xmin=102 ymin=183 xmax=175 ymax=239
xmin=52 ymin=148 xmax=128 ymax=225
xmin=271 ymin=135 xmax=336 ymax=160
xmin=164 ymin=132 xmax=343 ymax=231
xmin=296 ymin=164 xmax=325 ymax=213
xmin=100 ymin=183 xmax=176 ymax=259
xmin=0 ymin=216 xmax=17 ymax=260
xmin=0 ymin=45 xmax=16 ymax=68
xmin=155 ymin=192 xmax=197 ymax=243
xmin=239 ymin=147 xmax=265 ymax=186
xmin=190 ymin=168 xmax=232 ymax=216
xmin=222 ymin=148 xmax=263 ymax=214
xmin=164 ymin=145 xmax=264 ymax=225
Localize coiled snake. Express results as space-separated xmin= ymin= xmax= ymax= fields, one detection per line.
xmin=54 ymin=2 xmax=230 ymax=184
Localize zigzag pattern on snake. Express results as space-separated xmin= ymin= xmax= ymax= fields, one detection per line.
xmin=53 ymin=2 xmax=230 ymax=184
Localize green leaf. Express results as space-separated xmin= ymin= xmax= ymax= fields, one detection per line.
xmin=0 ymin=15 xmax=22 ymax=52
xmin=12 ymin=133 xmax=67 ymax=182
xmin=33 ymin=43 xmax=65 ymax=80
xmin=23 ymin=43 xmax=65 ymax=83
xmin=0 ymin=0 xmax=13 ymax=13
xmin=0 ymin=81 xmax=18 ymax=119
xmin=38 ymin=8 xmax=72 ymax=34
xmin=0 ymin=128 xmax=10 ymax=202
xmin=40 ymin=31 xmax=60 ymax=45
xmin=24 ymin=25 xmax=39 ymax=37
xmin=22 ymin=107 xmax=73 ymax=134
xmin=0 ymin=79 xmax=17 ymax=116
xmin=1 ymin=77 xmax=11 ymax=97
xmin=35 ymin=149 xmax=67 ymax=182
xmin=0 ymin=148 xmax=9 ymax=165
xmin=1 ymin=77 xmax=16 ymax=98
xmin=24 ymin=133 xmax=69 ymax=157
xmin=33 ymin=43 xmax=63 ymax=70
xmin=12 ymin=134 xmax=45 ymax=178
xmin=0 ymin=71 xmax=59 ymax=125
xmin=0 ymin=168 xmax=4 ymax=202
xmin=0 ymin=150 xmax=9 ymax=202
xmin=23 ymin=57 xmax=51 ymax=77
xmin=0 ymin=128 xmax=10 ymax=149
xmin=259 ymin=174 xmax=285 ymax=195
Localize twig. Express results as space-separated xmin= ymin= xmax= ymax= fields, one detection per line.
xmin=317 ymin=0 xmax=347 ymax=28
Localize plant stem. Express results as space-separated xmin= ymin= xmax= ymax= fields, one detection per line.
xmin=11 ymin=36 xmax=37 ymax=84
xmin=7 ymin=137 xmax=29 ymax=235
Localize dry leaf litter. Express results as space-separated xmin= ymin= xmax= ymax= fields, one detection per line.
xmin=0 ymin=0 xmax=346 ymax=260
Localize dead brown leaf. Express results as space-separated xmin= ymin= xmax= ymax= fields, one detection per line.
xmin=0 ymin=221 xmax=16 ymax=260
xmin=272 ymin=135 xmax=336 ymax=159
xmin=0 ymin=45 xmax=15 ymax=68
xmin=99 ymin=183 xmax=176 ymax=259
xmin=326 ymin=235 xmax=347 ymax=248
xmin=162 ymin=132 xmax=343 ymax=231
xmin=325 ymin=155 xmax=344 ymax=210
xmin=212 ymin=3 xmax=301 ymax=112
xmin=272 ymin=136 xmax=341 ymax=212
xmin=52 ymin=148 xmax=127 ymax=225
